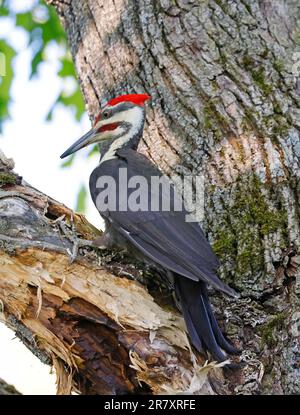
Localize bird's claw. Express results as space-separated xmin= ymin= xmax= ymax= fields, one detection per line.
xmin=91 ymin=234 xmax=113 ymax=250
xmin=67 ymin=238 xmax=95 ymax=263
xmin=54 ymin=214 xmax=97 ymax=263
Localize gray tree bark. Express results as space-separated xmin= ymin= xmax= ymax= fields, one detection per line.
xmin=0 ymin=378 xmax=21 ymax=395
xmin=46 ymin=0 xmax=300 ymax=394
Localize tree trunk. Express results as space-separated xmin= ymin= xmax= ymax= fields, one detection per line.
xmin=46 ymin=0 xmax=299 ymax=394
xmin=1 ymin=0 xmax=299 ymax=394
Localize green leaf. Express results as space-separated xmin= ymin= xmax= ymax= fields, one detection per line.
xmin=47 ymin=5 xmax=66 ymax=40
xmin=0 ymin=4 xmax=9 ymax=17
xmin=88 ymin=145 xmax=99 ymax=158
xmin=0 ymin=40 xmax=16 ymax=132
xmin=76 ymin=184 xmax=87 ymax=212
xmin=58 ymin=56 xmax=76 ymax=78
xmin=46 ymin=86 xmax=85 ymax=122
xmin=16 ymin=12 xmax=35 ymax=32
xmin=2 ymin=1 xmax=84 ymax=148
xmin=60 ymin=153 xmax=75 ymax=168
xmin=58 ymin=87 xmax=85 ymax=121
xmin=30 ymin=47 xmax=43 ymax=78
xmin=46 ymin=105 xmax=54 ymax=121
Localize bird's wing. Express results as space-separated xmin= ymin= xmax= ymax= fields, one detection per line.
xmin=90 ymin=149 xmax=235 ymax=296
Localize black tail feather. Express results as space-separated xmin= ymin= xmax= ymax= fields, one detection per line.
xmin=174 ymin=275 xmax=236 ymax=362
xmin=201 ymin=284 xmax=240 ymax=355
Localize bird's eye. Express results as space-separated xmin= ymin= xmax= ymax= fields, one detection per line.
xmin=102 ymin=111 xmax=109 ymax=119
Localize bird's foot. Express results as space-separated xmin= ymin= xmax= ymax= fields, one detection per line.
xmin=67 ymin=238 xmax=95 ymax=263
xmin=55 ymin=214 xmax=111 ymax=263
xmin=91 ymin=233 xmax=114 ymax=250
xmin=223 ymin=360 xmax=246 ymax=373
xmin=67 ymin=234 xmax=114 ymax=263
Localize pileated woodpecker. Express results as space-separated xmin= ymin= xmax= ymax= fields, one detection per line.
xmin=61 ymin=93 xmax=238 ymax=362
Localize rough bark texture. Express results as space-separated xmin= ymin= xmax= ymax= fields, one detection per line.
xmin=0 ymin=378 xmax=21 ymax=395
xmin=43 ymin=0 xmax=300 ymax=394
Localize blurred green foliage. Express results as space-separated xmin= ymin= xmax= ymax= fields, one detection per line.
xmin=0 ymin=39 xmax=15 ymax=128
xmin=0 ymin=0 xmax=88 ymax=211
xmin=0 ymin=0 xmax=85 ymax=131
xmin=76 ymin=184 xmax=87 ymax=213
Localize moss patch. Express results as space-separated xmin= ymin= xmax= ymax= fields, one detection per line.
xmin=233 ymin=175 xmax=287 ymax=236
xmin=213 ymin=228 xmax=237 ymax=258
xmin=273 ymin=58 xmax=285 ymax=73
xmin=252 ymin=67 xmax=273 ymax=96
xmin=212 ymin=174 xmax=288 ymax=281
xmin=259 ymin=312 xmax=285 ymax=348
xmin=0 ymin=172 xmax=17 ymax=186
xmin=202 ymin=102 xmax=233 ymax=140
xmin=242 ymin=54 xmax=255 ymax=71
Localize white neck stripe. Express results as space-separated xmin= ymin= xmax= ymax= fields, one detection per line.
xmin=99 ymin=106 xmax=144 ymax=165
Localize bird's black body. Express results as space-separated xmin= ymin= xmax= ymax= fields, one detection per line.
xmin=61 ymin=93 xmax=238 ymax=363
xmin=89 ymin=148 xmax=237 ymax=362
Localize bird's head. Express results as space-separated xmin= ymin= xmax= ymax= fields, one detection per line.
xmin=60 ymin=93 xmax=151 ymax=159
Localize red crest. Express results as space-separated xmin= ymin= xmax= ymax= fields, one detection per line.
xmin=107 ymin=93 xmax=151 ymax=107
xmin=93 ymin=94 xmax=151 ymax=126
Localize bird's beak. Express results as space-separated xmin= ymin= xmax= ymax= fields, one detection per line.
xmin=60 ymin=128 xmax=98 ymax=159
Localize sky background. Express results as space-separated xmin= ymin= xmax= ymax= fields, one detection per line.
xmin=0 ymin=1 xmax=102 ymax=394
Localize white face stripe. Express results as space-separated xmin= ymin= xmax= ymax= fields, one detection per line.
xmin=95 ymin=105 xmax=143 ymax=130
xmin=99 ymin=106 xmax=144 ymax=165
xmin=103 ymin=101 xmax=124 ymax=112
xmin=94 ymin=101 xmax=130 ymax=130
